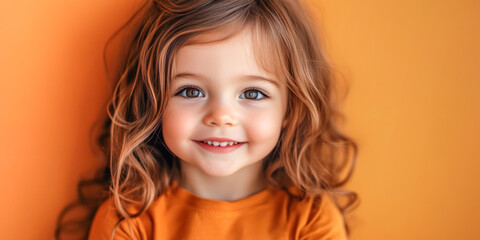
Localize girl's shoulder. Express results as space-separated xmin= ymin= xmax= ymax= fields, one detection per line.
xmin=88 ymin=197 xmax=152 ymax=240
xmin=297 ymin=192 xmax=347 ymax=239
xmin=279 ymin=185 xmax=347 ymax=239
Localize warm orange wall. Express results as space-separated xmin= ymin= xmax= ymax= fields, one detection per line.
xmin=312 ymin=0 xmax=480 ymax=239
xmin=0 ymin=0 xmax=142 ymax=239
xmin=0 ymin=1 xmax=478 ymax=239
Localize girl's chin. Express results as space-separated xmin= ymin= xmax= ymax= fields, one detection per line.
xmin=199 ymin=165 xmax=241 ymax=177
xmin=179 ymin=159 xmax=240 ymax=177
xmin=179 ymin=157 xmax=265 ymax=178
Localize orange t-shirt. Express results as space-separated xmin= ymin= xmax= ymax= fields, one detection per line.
xmin=88 ymin=182 xmax=347 ymax=240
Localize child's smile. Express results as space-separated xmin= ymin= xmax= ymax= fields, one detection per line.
xmin=194 ymin=137 xmax=246 ymax=153
xmin=162 ymin=27 xmax=288 ymax=178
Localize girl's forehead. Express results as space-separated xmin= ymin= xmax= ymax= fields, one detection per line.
xmin=176 ymin=32 xmax=260 ymax=74
xmin=173 ymin=27 xmax=284 ymax=84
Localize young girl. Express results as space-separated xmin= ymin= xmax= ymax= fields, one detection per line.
xmin=76 ymin=0 xmax=358 ymax=239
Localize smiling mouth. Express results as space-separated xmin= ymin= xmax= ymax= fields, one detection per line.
xmin=193 ymin=138 xmax=245 ymax=153
xmin=201 ymin=140 xmax=240 ymax=147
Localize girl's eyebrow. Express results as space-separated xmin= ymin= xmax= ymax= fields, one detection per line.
xmin=173 ymin=72 xmax=279 ymax=87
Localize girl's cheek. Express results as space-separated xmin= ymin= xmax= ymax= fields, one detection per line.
xmin=162 ymin=103 xmax=200 ymax=151
xmin=243 ymin=106 xmax=284 ymax=150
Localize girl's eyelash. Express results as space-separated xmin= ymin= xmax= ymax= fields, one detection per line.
xmin=173 ymin=86 xmax=270 ymax=99
xmin=173 ymin=85 xmax=204 ymax=96
xmin=241 ymin=88 xmax=270 ymax=99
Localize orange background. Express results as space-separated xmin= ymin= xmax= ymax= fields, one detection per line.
xmin=1 ymin=0 xmax=479 ymax=239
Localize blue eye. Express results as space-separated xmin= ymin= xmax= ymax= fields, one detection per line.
xmin=176 ymin=87 xmax=205 ymax=98
xmin=240 ymin=89 xmax=267 ymax=100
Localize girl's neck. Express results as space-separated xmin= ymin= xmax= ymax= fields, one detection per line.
xmin=178 ymin=160 xmax=267 ymax=201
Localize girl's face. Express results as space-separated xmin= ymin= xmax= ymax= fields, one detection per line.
xmin=162 ymin=28 xmax=287 ymax=177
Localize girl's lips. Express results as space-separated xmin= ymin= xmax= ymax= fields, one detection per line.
xmin=193 ymin=140 xmax=245 ymax=153
xmin=197 ymin=137 xmax=240 ymax=142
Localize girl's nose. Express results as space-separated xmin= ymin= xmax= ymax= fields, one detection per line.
xmin=202 ymin=103 xmax=239 ymax=127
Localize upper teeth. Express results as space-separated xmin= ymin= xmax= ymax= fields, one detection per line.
xmin=203 ymin=141 xmax=238 ymax=147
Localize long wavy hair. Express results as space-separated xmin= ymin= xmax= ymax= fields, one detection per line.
xmin=56 ymin=0 xmax=358 ymax=239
